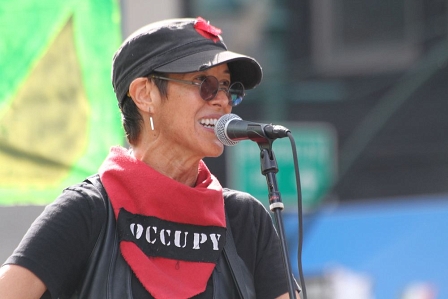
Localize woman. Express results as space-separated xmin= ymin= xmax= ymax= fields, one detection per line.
xmin=0 ymin=17 xmax=299 ymax=298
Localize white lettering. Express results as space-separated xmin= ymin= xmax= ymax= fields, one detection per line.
xmin=145 ymin=226 xmax=157 ymax=244
xmin=193 ymin=233 xmax=208 ymax=250
xmin=160 ymin=229 xmax=171 ymax=246
xmin=174 ymin=231 xmax=188 ymax=248
xmin=209 ymin=234 xmax=221 ymax=250
xmin=130 ymin=223 xmax=143 ymax=239
xmin=129 ymin=221 xmax=224 ymax=252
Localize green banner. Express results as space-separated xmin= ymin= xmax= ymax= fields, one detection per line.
xmin=0 ymin=0 xmax=123 ymax=205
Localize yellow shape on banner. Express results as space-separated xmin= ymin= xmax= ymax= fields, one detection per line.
xmin=0 ymin=19 xmax=89 ymax=188
xmin=0 ymin=0 xmax=122 ymax=205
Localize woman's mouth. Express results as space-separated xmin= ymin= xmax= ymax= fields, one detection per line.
xmin=199 ymin=118 xmax=218 ymax=129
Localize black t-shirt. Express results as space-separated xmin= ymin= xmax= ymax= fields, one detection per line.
xmin=5 ymin=179 xmax=292 ymax=298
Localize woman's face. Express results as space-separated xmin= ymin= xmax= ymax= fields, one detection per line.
xmin=155 ymin=63 xmax=233 ymax=159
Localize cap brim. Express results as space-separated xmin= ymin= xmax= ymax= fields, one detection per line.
xmin=153 ymin=49 xmax=262 ymax=90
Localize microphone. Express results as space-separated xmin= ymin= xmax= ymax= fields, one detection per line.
xmin=214 ymin=113 xmax=290 ymax=146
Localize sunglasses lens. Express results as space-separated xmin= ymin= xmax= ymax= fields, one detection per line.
xmin=200 ymin=76 xmax=219 ymax=101
xmin=199 ymin=76 xmax=245 ymax=106
xmin=229 ymin=82 xmax=245 ymax=106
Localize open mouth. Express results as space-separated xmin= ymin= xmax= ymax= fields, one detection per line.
xmin=199 ymin=118 xmax=218 ymax=129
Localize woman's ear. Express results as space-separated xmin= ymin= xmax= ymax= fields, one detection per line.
xmin=128 ymin=77 xmax=153 ymax=111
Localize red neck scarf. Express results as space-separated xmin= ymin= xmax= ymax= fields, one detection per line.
xmin=99 ymin=146 xmax=226 ymax=298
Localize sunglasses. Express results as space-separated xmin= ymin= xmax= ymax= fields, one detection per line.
xmin=150 ymin=75 xmax=245 ymax=106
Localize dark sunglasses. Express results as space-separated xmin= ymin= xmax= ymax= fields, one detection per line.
xmin=150 ymin=75 xmax=245 ymax=106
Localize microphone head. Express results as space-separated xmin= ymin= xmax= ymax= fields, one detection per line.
xmin=214 ymin=113 xmax=242 ymax=146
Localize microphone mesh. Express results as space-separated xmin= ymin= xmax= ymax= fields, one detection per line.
xmin=214 ymin=113 xmax=241 ymax=146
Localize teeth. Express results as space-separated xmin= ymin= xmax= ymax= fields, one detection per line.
xmin=200 ymin=118 xmax=217 ymax=128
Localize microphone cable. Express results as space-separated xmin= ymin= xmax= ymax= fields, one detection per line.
xmin=287 ymin=131 xmax=308 ymax=299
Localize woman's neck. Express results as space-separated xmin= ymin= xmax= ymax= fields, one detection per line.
xmin=130 ymin=145 xmax=200 ymax=187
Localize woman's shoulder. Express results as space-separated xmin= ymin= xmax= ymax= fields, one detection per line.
xmin=223 ymin=188 xmax=266 ymax=210
xmin=222 ymin=188 xmax=271 ymax=228
xmin=4 ymin=175 xmax=109 ymax=298
xmin=56 ymin=175 xmax=107 ymax=214
xmin=63 ymin=174 xmax=106 ymax=201
xmin=39 ymin=175 xmax=108 ymax=238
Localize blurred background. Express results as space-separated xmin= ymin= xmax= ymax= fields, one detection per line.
xmin=1 ymin=0 xmax=448 ymax=298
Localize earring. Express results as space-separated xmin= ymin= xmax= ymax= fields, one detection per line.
xmin=150 ymin=116 xmax=155 ymax=131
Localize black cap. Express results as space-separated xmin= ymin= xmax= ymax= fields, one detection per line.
xmin=112 ymin=17 xmax=263 ymax=104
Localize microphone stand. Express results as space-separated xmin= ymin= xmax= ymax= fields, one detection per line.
xmin=257 ymin=139 xmax=297 ymax=299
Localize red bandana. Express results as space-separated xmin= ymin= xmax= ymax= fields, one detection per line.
xmin=99 ymin=146 xmax=226 ymax=298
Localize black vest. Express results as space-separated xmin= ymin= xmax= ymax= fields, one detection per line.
xmin=66 ymin=176 xmax=255 ymax=299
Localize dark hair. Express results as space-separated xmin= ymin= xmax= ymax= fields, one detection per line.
xmin=119 ymin=73 xmax=168 ymax=145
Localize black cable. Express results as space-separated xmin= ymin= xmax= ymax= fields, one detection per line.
xmin=287 ymin=132 xmax=307 ymax=299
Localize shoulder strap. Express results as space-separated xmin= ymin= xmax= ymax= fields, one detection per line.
xmin=223 ymin=212 xmax=256 ymax=299
xmin=85 ymin=174 xmax=108 ymax=205
xmin=73 ymin=174 xmax=132 ymax=299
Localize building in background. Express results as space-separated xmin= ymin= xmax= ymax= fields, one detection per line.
xmin=187 ymin=0 xmax=448 ymax=204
